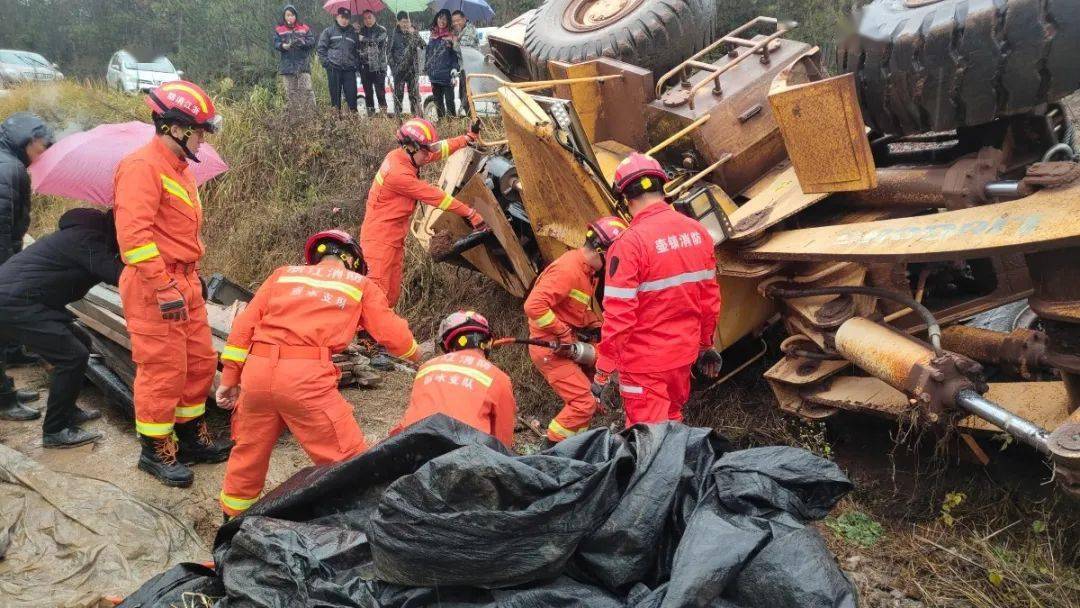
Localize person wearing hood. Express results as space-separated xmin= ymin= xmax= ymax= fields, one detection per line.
xmin=425 ymin=9 xmax=459 ymax=119
xmin=317 ymin=8 xmax=362 ymax=114
xmin=0 ymin=112 xmax=54 ymax=423
xmin=0 ymin=208 xmax=123 ymax=447
xmin=356 ymin=9 xmax=389 ymax=116
xmin=274 ymin=4 xmax=316 ymax=110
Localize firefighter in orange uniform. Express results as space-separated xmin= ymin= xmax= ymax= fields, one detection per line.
xmin=359 ymin=117 xmax=486 ymax=308
xmin=115 ymin=81 xmax=231 ymax=487
xmin=393 ymin=310 xmax=516 ymax=448
xmin=216 ymin=230 xmax=420 ymax=518
xmin=526 ymin=217 xmax=628 ymax=444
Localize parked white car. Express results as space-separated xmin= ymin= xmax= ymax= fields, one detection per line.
xmin=106 ymin=51 xmax=182 ymax=93
xmin=0 ymin=50 xmax=64 ymax=87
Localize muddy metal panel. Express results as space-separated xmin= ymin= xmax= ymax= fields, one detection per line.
xmin=643 ymin=37 xmax=813 ymax=195
xmin=745 ymin=181 xmax=1080 ymax=262
xmin=498 ymin=86 xmax=615 ymax=262
xmin=727 ymin=162 xmax=828 ymax=240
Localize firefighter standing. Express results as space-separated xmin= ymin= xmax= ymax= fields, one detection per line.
xmin=114 ymin=81 xmax=231 ymax=487
xmin=594 ymin=153 xmax=723 ymax=425
xmin=394 ymin=310 xmax=516 ymax=447
xmin=526 ymin=217 xmax=628 ymax=444
xmin=359 ymin=117 xmax=487 ymax=309
xmin=216 ymin=230 xmax=420 ymax=518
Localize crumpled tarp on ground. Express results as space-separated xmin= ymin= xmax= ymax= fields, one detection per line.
xmin=122 ymin=415 xmax=857 ymax=608
xmin=0 ymin=443 xmax=206 ymax=607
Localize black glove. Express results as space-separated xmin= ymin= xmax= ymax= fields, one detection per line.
xmin=470 ymin=118 xmax=481 ymax=136
xmin=694 ymin=349 xmax=723 ymax=379
xmin=591 ymin=369 xmax=613 ymax=399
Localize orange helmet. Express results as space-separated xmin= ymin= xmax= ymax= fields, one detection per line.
xmin=438 ymin=310 xmax=493 ymax=352
xmin=304 ymin=229 xmax=366 ymax=273
xmin=145 ymin=81 xmax=221 ymax=133
xmin=612 ymin=152 xmax=667 ymax=197
xmin=397 ymin=117 xmax=438 ymax=150
xmin=585 ymin=216 xmax=629 ymax=251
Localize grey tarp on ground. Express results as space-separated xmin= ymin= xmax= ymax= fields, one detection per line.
xmin=122 ymin=415 xmax=857 ymax=607
xmin=0 ymin=443 xmax=206 ymax=607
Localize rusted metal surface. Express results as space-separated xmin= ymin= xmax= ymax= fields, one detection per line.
xmin=561 ymin=0 xmax=646 ymax=32
xmin=962 ymin=381 xmax=1072 ymax=432
xmin=835 ymin=318 xmax=935 ymax=388
xmin=1021 ymin=161 xmax=1080 ymax=188
xmin=768 ymin=64 xmax=876 ymax=193
xmin=847 ymin=148 xmax=1007 ymax=210
xmin=940 ymin=326 xmax=1049 ymax=379
xmin=746 ymin=179 xmax=1080 ymax=262
xmin=1025 ymin=246 xmax=1080 ymax=411
xmin=548 ymin=58 xmax=654 ymax=152
xmin=1047 ymin=420 xmax=1080 ymax=497
xmin=727 ymin=162 xmax=829 ymax=241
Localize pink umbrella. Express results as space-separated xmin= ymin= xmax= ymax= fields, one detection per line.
xmin=29 ymin=121 xmax=228 ymax=206
xmin=323 ymin=0 xmax=386 ymax=14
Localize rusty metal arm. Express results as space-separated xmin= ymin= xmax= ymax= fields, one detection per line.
xmin=665 ymin=153 xmax=732 ymax=198
xmin=646 ymin=115 xmax=710 ymax=156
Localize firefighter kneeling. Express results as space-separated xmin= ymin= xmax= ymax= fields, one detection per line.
xmin=393 ymin=310 xmax=516 ymax=448
xmin=216 ymin=230 xmax=420 ymax=518
xmin=594 ymin=153 xmax=724 ymax=425
xmin=526 ymin=217 xmax=627 ymax=444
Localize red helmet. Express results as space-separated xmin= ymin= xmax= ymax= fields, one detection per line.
xmin=304 ymin=229 xmax=366 ymax=273
xmin=585 ymin=216 xmax=629 ymax=251
xmin=396 ymin=118 xmax=438 ymax=150
xmin=438 ymin=310 xmax=493 ymax=352
xmin=612 ymin=152 xmax=668 ymax=196
xmin=145 ymin=81 xmax=222 ymax=133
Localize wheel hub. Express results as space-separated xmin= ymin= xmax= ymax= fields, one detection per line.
xmin=562 ymin=0 xmax=645 ymax=33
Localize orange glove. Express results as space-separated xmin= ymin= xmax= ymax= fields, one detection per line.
xmin=156 ymin=281 xmax=188 ymax=322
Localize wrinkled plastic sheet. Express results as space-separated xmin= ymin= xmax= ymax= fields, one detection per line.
xmin=123 ymin=415 xmax=857 ymax=607
xmin=0 ymin=443 xmax=206 ymax=607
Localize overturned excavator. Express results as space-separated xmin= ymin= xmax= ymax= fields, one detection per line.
xmin=414 ymin=0 xmax=1080 ymax=495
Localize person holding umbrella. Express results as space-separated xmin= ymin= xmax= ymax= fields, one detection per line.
xmin=424 ymin=9 xmax=458 ymax=119
xmin=273 ymin=4 xmax=317 ymax=111
xmin=388 ymin=11 xmax=425 ymax=118
xmin=113 ymin=81 xmax=232 ymax=487
xmin=317 ymin=7 xmax=362 ymax=115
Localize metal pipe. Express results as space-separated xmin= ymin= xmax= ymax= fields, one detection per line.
xmin=647 ymin=115 xmax=710 ymax=156
xmin=665 ymin=153 xmax=732 ymax=197
xmin=955 ymin=389 xmax=1051 ymax=455
xmin=983 ymin=181 xmax=1025 ymax=198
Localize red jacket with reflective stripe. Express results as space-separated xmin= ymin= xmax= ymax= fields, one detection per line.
xmin=597 ymin=202 xmax=721 ymax=373
xmin=220 ymin=263 xmax=418 ymax=385
xmin=359 ymin=137 xmax=473 ymax=249
xmin=396 ymin=349 xmax=516 ymax=447
xmin=524 ymin=248 xmax=601 ymax=341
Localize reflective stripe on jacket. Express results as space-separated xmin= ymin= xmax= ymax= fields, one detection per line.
xmin=524 ymin=248 xmax=600 ymax=340
xmin=597 ymin=202 xmax=721 ymax=373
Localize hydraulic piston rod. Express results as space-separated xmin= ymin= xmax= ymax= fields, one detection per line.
xmin=954 ymin=389 xmax=1051 ymax=455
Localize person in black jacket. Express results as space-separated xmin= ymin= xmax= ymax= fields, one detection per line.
xmin=356 ymin=9 xmax=389 ymax=116
xmin=317 ymin=7 xmax=361 ymax=114
xmin=425 ymin=10 xmax=458 ymax=119
xmin=0 ymin=112 xmax=54 ymax=418
xmin=0 ymin=208 xmax=123 ymax=447
xmin=274 ymin=4 xmax=316 ymax=110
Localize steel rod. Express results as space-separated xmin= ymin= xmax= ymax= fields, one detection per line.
xmin=955 ymin=389 xmax=1051 ymax=455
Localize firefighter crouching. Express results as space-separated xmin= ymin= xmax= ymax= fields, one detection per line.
xmin=594 ymin=153 xmax=724 ymax=425
xmin=114 ymin=81 xmax=231 ymax=488
xmin=526 ymin=217 xmax=628 ymax=444
xmin=216 ymin=230 xmax=421 ymax=519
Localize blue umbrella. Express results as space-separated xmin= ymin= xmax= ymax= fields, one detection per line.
xmin=429 ymin=0 xmax=494 ymax=24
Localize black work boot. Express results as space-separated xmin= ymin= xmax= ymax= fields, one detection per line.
xmin=43 ymin=426 xmax=102 ymax=449
xmin=0 ymin=390 xmax=41 ymax=421
xmin=138 ymin=434 xmax=194 ymax=488
xmin=16 ymin=389 xmax=41 ymax=404
xmin=71 ymin=407 xmax=102 ymax=425
xmin=175 ymin=417 xmax=233 ymax=465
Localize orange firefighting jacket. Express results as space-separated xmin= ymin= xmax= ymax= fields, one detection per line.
xmin=220 ymin=263 xmax=419 ymax=385
xmin=114 ymin=136 xmax=205 ymax=288
xmin=359 ymin=136 xmax=474 ymax=247
xmin=396 ymin=349 xmax=516 ymax=447
xmin=597 ymin=202 xmax=721 ymax=374
xmin=524 ymin=248 xmax=601 ymax=341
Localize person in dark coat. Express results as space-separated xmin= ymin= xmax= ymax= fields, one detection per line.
xmin=0 ymin=208 xmax=123 ymax=447
xmin=0 ymin=112 xmax=54 ymax=420
xmin=425 ymin=10 xmax=458 ymax=119
xmin=356 ymin=9 xmax=389 ymax=116
xmin=273 ymin=4 xmax=316 ymax=110
xmin=388 ymin=11 xmax=425 ymax=118
xmin=317 ymin=7 xmax=362 ymax=114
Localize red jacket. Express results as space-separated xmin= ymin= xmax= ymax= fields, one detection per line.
xmin=359 ymin=137 xmax=474 ymax=249
xmin=394 ymin=349 xmax=516 ymax=447
xmin=220 ymin=263 xmax=419 ymax=385
xmin=524 ymin=248 xmax=601 ymax=341
xmin=597 ymin=202 xmax=721 ymax=373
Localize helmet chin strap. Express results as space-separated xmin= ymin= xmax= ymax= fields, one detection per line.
xmin=169 ymin=127 xmax=202 ymax=163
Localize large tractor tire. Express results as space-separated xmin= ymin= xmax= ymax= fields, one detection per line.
xmin=523 ymin=0 xmax=719 ymax=79
xmin=842 ymin=0 xmax=1080 ymax=135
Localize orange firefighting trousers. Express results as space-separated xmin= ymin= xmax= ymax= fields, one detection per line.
xmin=363 ymin=242 xmax=406 ymax=308
xmin=120 ymin=265 xmax=216 ymax=437
xmin=529 ymin=345 xmax=597 ymax=442
xmin=219 ymin=347 xmax=368 ymax=515
xmin=618 ymin=365 xmax=692 ymax=426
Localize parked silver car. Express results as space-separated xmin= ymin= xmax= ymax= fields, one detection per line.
xmin=0 ymin=50 xmax=64 ymax=86
xmin=106 ymin=51 xmax=182 ymax=93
